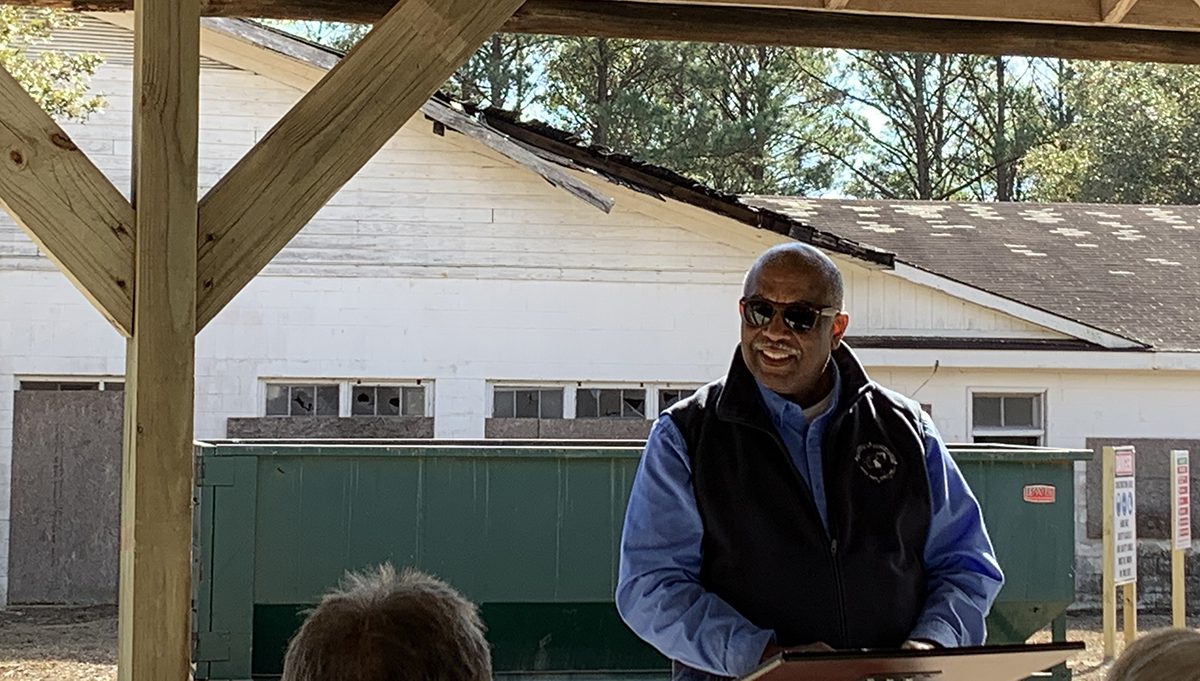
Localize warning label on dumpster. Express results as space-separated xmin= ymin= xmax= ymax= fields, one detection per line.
xmin=1114 ymin=446 xmax=1137 ymax=585
xmin=1022 ymin=485 xmax=1056 ymax=504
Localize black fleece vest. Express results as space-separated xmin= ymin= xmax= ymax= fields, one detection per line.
xmin=667 ymin=344 xmax=931 ymax=676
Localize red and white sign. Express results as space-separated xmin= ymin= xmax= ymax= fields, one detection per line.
xmin=1172 ymin=450 xmax=1191 ymax=551
xmin=1023 ymin=485 xmax=1057 ymax=504
xmin=1115 ymin=448 xmax=1136 ymax=477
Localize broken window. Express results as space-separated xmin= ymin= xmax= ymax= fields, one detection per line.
xmin=351 ymin=385 xmax=426 ymax=417
xmin=577 ymin=388 xmax=646 ymax=419
xmin=265 ymin=383 xmax=340 ymax=417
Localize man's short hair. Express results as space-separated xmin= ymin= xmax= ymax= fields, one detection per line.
xmin=744 ymin=243 xmax=844 ymax=309
xmin=281 ymin=564 xmax=491 ymax=681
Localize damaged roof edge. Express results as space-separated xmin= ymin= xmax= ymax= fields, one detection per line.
xmin=468 ymin=104 xmax=895 ymax=268
xmin=207 ymin=17 xmax=896 ymax=270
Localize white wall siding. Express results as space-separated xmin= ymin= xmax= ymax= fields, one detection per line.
xmin=845 ymin=266 xmax=1062 ymax=338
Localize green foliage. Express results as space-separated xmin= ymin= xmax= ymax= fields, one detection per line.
xmin=1022 ymin=61 xmax=1200 ymax=204
xmin=661 ymin=44 xmax=850 ymax=195
xmin=537 ymin=39 xmax=850 ymax=195
xmin=0 ymin=8 xmax=104 ymax=121
xmin=277 ymin=21 xmax=1200 ymax=204
xmin=818 ymin=53 xmax=1049 ymax=201
xmin=445 ymin=34 xmax=545 ymax=115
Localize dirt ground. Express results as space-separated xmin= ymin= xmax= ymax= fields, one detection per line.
xmin=0 ymin=606 xmax=116 ymax=681
xmin=0 ymin=606 xmax=1195 ymax=680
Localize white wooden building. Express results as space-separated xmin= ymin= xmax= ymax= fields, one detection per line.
xmin=1 ymin=15 xmax=1198 ymax=605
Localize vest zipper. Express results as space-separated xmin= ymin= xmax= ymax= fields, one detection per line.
xmin=829 ymin=538 xmax=849 ymax=647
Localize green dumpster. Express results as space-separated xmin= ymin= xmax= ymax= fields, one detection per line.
xmin=192 ymin=439 xmax=1088 ymax=680
xmin=192 ymin=440 xmax=664 ymax=681
xmin=952 ymin=443 xmax=1093 ymax=680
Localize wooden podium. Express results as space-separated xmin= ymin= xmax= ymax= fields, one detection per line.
xmin=740 ymin=642 xmax=1085 ymax=681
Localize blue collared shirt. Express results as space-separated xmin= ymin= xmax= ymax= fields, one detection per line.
xmin=615 ymin=368 xmax=1004 ymax=678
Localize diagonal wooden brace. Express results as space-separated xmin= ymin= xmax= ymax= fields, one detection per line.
xmin=195 ymin=0 xmax=525 ymax=330
xmin=0 ymin=64 xmax=135 ymax=335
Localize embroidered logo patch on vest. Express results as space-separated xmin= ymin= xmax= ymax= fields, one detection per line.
xmin=855 ymin=443 xmax=898 ymax=482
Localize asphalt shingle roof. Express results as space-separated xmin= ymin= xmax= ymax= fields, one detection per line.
xmin=745 ymin=198 xmax=1200 ymax=351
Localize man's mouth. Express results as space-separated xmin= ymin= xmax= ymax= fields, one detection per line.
xmin=754 ymin=343 xmax=798 ymax=363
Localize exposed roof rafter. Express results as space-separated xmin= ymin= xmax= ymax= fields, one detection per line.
xmin=1101 ymin=0 xmax=1143 ymax=24
xmin=20 ymin=0 xmax=1200 ymax=63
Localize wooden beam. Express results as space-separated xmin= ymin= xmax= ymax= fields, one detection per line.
xmin=0 ymin=65 xmax=135 ymax=335
xmin=825 ymin=0 xmax=852 ymax=9
xmin=1102 ymin=0 xmax=1142 ymax=23
xmin=194 ymin=0 xmax=524 ymax=330
xmin=118 ymin=0 xmax=199 ymax=679
xmin=19 ymin=0 xmax=1200 ymax=33
xmin=506 ymin=0 xmax=1200 ymax=64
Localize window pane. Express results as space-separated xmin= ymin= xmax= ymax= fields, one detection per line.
xmin=59 ymin=382 xmax=99 ymax=391
xmin=539 ymin=389 xmax=563 ymax=419
xmin=19 ymin=381 xmax=60 ymax=391
xmin=377 ymin=387 xmax=400 ymax=416
xmin=290 ymin=386 xmax=315 ymax=416
xmin=403 ymin=387 xmax=425 ymax=416
xmin=622 ymin=391 xmax=646 ymax=418
xmin=493 ymin=390 xmax=515 ymax=418
xmin=515 ymin=390 xmax=540 ymax=418
xmin=316 ymin=386 xmax=339 ymax=416
xmin=1003 ymin=396 xmax=1037 ymax=428
xmin=972 ymin=395 xmax=1002 ymax=427
xmin=351 ymin=386 xmax=376 ymax=416
xmin=105 ymin=382 xmax=125 ymax=391
xmin=597 ymin=389 xmax=622 ymax=417
xmin=266 ymin=384 xmax=289 ymax=416
xmin=576 ymin=389 xmax=599 ymax=418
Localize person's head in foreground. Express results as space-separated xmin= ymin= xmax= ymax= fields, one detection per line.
xmin=1107 ymin=627 xmax=1200 ymax=681
xmin=281 ymin=564 xmax=491 ymax=681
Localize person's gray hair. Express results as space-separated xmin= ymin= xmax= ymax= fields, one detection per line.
xmin=1107 ymin=628 xmax=1200 ymax=681
xmin=281 ymin=564 xmax=491 ymax=681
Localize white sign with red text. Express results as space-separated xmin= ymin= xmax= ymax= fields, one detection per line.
xmin=1172 ymin=450 xmax=1191 ymax=551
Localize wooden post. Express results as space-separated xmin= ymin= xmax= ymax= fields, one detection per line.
xmin=118 ymin=0 xmax=199 ymax=678
xmin=1173 ymin=552 xmax=1186 ymax=627
xmin=1102 ymin=445 xmax=1116 ymax=659
xmin=1123 ymin=582 xmax=1138 ymax=644
xmin=1171 ymin=449 xmax=1191 ymax=628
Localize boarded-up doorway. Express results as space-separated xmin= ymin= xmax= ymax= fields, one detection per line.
xmin=9 ymin=382 xmax=123 ymax=604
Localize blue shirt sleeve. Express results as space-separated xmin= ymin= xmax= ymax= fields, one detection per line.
xmin=909 ymin=413 xmax=1005 ymax=647
xmin=616 ymin=415 xmax=775 ymax=677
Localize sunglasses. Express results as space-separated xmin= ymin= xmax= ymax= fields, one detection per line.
xmin=740 ymin=297 xmax=840 ymax=333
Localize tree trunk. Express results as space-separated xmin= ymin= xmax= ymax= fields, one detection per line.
xmin=994 ymin=56 xmax=1012 ymax=201
xmin=592 ymin=38 xmax=611 ymax=146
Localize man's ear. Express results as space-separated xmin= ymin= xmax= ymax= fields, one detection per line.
xmin=830 ymin=312 xmax=850 ymax=349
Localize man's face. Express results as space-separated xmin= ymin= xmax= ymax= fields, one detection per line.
xmin=739 ymin=261 xmax=849 ymax=402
